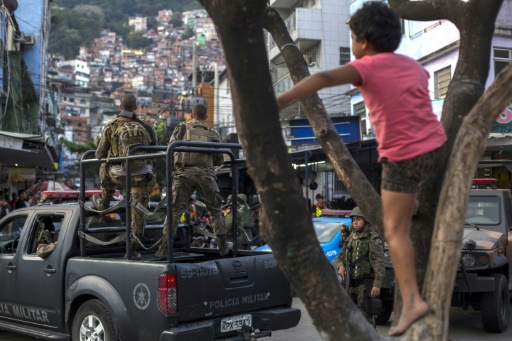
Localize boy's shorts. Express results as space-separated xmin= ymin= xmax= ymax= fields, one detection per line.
xmin=381 ymin=144 xmax=446 ymax=193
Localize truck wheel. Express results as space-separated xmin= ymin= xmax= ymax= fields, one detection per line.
xmin=375 ymin=301 xmax=392 ymax=325
xmin=72 ymin=299 xmax=120 ymax=341
xmin=480 ymin=273 xmax=510 ymax=333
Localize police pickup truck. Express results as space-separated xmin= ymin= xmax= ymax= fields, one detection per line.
xmin=0 ymin=142 xmax=300 ymax=340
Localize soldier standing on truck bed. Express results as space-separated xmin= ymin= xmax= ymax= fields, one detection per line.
xmin=95 ymin=94 xmax=157 ymax=260
xmin=335 ymin=206 xmax=385 ymax=326
xmin=156 ymin=104 xmax=229 ymax=258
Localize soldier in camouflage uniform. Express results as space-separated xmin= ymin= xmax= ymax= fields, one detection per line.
xmin=156 ymin=104 xmax=227 ymax=258
xmin=36 ymin=217 xmax=58 ymax=259
xmin=335 ymin=206 xmax=385 ymax=324
xmin=223 ymin=194 xmax=255 ymax=250
xmin=95 ymin=94 xmax=157 ymax=259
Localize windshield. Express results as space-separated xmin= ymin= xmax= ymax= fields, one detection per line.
xmin=465 ymin=196 xmax=500 ymax=226
xmin=313 ymin=221 xmax=341 ymax=244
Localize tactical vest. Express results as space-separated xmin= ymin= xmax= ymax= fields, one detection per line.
xmin=345 ymin=229 xmax=378 ymax=280
xmin=174 ymin=121 xmax=216 ymax=168
xmin=109 ymin=117 xmax=153 ymax=175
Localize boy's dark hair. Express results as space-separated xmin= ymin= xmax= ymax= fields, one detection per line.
xmin=349 ymin=1 xmax=401 ymax=53
xmin=121 ymin=94 xmax=137 ymax=112
xmin=192 ymin=104 xmax=208 ymax=121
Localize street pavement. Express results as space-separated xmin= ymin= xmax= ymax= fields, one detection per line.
xmin=269 ymin=297 xmax=512 ymax=340
xmin=0 ymin=297 xmax=511 ymax=340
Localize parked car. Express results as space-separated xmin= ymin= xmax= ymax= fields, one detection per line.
xmin=255 ymin=210 xmax=352 ymax=262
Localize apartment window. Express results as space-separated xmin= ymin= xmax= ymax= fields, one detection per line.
xmin=434 ymin=66 xmax=451 ymax=99
xmin=494 ymin=48 xmax=511 ymax=77
xmin=353 ymin=101 xmax=366 ymax=117
xmin=80 ymin=99 xmax=86 ymax=104
xmin=339 ymin=47 xmax=351 ymax=65
xmin=300 ymin=41 xmax=320 ymax=67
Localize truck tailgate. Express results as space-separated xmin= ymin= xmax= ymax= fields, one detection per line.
xmin=175 ymin=254 xmax=291 ymax=322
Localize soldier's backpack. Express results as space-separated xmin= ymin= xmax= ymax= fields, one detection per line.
xmin=174 ymin=121 xmax=222 ymax=168
xmin=110 ymin=117 xmax=154 ymax=176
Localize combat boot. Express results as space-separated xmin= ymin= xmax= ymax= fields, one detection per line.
xmin=155 ymin=242 xmax=167 ymax=259
xmin=217 ymin=234 xmax=232 ymax=256
xmin=91 ymin=194 xmax=112 ymax=211
xmin=124 ymin=239 xmax=142 ymax=260
xmin=91 ymin=194 xmax=103 ymax=210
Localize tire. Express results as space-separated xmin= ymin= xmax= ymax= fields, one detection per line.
xmin=72 ymin=299 xmax=120 ymax=341
xmin=480 ymin=273 xmax=510 ymax=333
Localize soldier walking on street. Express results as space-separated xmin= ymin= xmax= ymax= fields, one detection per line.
xmin=156 ymin=104 xmax=228 ymax=258
xmin=95 ymin=94 xmax=157 ymax=259
xmin=335 ymin=206 xmax=385 ymax=325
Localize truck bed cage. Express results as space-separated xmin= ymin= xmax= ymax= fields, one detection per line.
xmin=79 ymin=141 xmax=243 ymax=261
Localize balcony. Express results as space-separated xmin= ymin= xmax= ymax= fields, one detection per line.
xmin=268 ymin=8 xmax=322 ymax=61
xmin=269 ymin=0 xmax=298 ymax=8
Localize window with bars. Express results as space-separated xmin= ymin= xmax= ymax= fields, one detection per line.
xmin=333 ymin=172 xmax=349 ymax=195
xmin=494 ymin=48 xmax=511 ymax=77
xmin=434 ymin=66 xmax=451 ymax=99
xmin=339 ymin=47 xmax=350 ymax=65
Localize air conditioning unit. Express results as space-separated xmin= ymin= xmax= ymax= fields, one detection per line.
xmin=22 ymin=35 xmax=36 ymax=46
xmin=14 ymin=31 xmax=25 ymax=43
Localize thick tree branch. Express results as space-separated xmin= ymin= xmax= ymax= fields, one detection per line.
xmin=263 ymin=7 xmax=384 ymax=235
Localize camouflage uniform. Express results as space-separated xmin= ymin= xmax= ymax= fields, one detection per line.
xmin=36 ymin=229 xmax=57 ymax=259
xmin=224 ymin=195 xmax=255 ymax=250
xmin=157 ymin=120 xmax=225 ymax=256
xmin=335 ymin=224 xmax=385 ymax=322
xmin=96 ymin=112 xmax=157 ymax=256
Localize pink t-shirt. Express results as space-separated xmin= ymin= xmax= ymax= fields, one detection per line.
xmin=349 ymin=53 xmax=447 ymax=162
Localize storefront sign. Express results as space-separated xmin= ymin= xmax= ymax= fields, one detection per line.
xmin=491 ymin=103 xmax=512 ymax=133
xmin=8 ymin=167 xmax=36 ymax=182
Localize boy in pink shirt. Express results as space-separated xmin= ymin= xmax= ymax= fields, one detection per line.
xmin=277 ymin=1 xmax=446 ymax=336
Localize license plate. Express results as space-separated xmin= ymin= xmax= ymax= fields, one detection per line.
xmin=220 ymin=314 xmax=252 ymax=332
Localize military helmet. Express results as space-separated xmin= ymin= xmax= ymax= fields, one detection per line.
xmin=227 ymin=194 xmax=247 ymax=203
xmin=349 ymin=206 xmax=368 ymax=222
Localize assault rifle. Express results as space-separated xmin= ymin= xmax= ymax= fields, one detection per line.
xmin=344 ymin=244 xmax=353 ymax=290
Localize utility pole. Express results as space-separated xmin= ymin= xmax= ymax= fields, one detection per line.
xmin=192 ymin=42 xmax=197 ymax=92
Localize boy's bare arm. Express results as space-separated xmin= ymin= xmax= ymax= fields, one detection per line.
xmin=276 ymin=64 xmax=361 ymax=111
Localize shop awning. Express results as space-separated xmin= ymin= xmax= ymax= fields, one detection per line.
xmin=0 ymin=131 xmax=57 ymax=169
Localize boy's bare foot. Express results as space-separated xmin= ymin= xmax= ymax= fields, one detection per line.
xmin=389 ymin=300 xmax=429 ymax=336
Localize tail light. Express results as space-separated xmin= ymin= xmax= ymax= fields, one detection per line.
xmin=158 ymin=273 xmax=177 ymax=314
